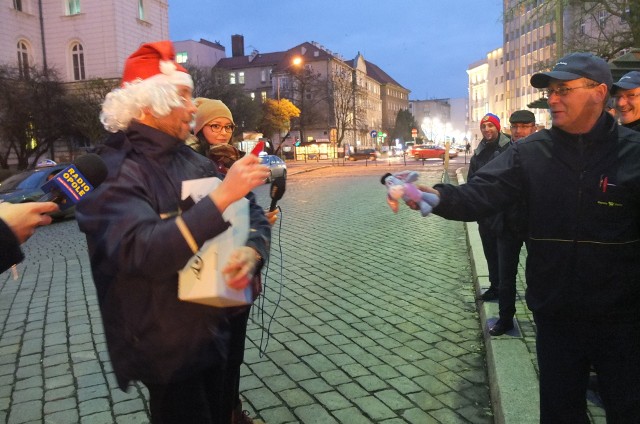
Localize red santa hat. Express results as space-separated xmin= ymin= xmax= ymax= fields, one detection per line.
xmin=121 ymin=41 xmax=192 ymax=89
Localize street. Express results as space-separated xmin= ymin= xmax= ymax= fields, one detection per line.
xmin=0 ymin=162 xmax=492 ymax=424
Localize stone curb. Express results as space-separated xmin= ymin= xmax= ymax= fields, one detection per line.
xmin=455 ymin=167 xmax=539 ymax=424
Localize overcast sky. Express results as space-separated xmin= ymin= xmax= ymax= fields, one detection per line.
xmin=168 ymin=1 xmax=504 ymax=100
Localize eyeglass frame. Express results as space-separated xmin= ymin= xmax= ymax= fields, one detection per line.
xmin=208 ymin=123 xmax=236 ymax=133
xmin=542 ymin=83 xmax=601 ymax=98
xmin=612 ymin=91 xmax=640 ymax=102
xmin=510 ymin=123 xmax=536 ymax=130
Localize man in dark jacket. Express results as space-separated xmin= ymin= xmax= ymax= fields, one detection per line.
xmin=76 ymin=41 xmax=271 ymax=424
xmin=411 ymin=53 xmax=640 ymax=422
xmin=612 ymin=70 xmax=640 ymax=132
xmin=468 ymin=113 xmax=511 ymax=301
xmin=0 ymin=202 xmax=58 ymax=273
xmin=489 ymin=110 xmax=537 ymax=336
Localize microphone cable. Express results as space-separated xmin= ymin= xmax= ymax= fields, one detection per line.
xmin=252 ymin=205 xmax=284 ymax=357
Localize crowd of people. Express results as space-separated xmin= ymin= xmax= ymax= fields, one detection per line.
xmin=2 ymin=40 xmax=640 ymax=423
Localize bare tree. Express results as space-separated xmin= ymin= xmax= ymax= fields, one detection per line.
xmin=0 ymin=65 xmax=74 ymax=169
xmin=66 ymin=78 xmax=118 ymax=145
xmin=287 ymin=66 xmax=330 ymax=143
xmin=328 ymin=69 xmax=367 ymax=147
xmin=507 ymin=0 xmax=638 ymax=60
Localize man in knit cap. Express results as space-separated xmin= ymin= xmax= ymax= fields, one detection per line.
xmin=469 ymin=113 xmax=510 ymax=302
xmin=489 ymin=110 xmax=537 ymax=336
xmin=611 ymin=70 xmax=640 ymax=131
xmin=76 ymin=41 xmax=271 ymax=423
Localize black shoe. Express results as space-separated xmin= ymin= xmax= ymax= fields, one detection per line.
xmin=480 ymin=287 xmax=499 ymax=301
xmin=489 ymin=319 xmax=514 ymax=336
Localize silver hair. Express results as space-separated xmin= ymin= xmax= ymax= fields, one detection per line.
xmin=100 ymin=76 xmax=184 ymax=133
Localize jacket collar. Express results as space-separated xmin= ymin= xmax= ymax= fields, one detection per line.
xmin=550 ymin=112 xmax=616 ymax=144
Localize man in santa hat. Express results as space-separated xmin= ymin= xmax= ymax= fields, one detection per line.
xmin=76 ymin=41 xmax=271 ymax=423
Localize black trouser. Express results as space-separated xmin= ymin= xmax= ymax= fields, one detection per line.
xmin=222 ymin=305 xmax=251 ymax=419
xmin=496 ymin=234 xmax=523 ymax=321
xmin=145 ymin=364 xmax=226 ymax=424
xmin=478 ymin=224 xmax=500 ymax=291
xmin=536 ymin=318 xmax=640 ymax=423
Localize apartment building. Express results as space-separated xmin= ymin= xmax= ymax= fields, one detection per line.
xmin=2 ymin=0 xmax=169 ymax=82
xmin=467 ymin=48 xmax=506 ymax=144
xmin=173 ymin=38 xmax=226 ymax=68
xmin=214 ymin=36 xmax=408 ymax=147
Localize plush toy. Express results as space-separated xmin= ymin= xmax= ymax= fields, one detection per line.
xmin=381 ymin=171 xmax=440 ymax=216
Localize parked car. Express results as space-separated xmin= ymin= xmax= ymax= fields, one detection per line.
xmin=0 ymin=163 xmax=74 ymax=219
xmin=411 ymin=145 xmax=446 ymax=160
xmin=259 ymin=154 xmax=287 ymax=182
xmin=448 ymin=148 xmax=459 ymax=158
xmin=346 ymin=148 xmax=378 ymax=161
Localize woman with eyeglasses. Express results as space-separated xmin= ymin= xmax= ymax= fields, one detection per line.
xmin=193 ymin=98 xmax=271 ymax=424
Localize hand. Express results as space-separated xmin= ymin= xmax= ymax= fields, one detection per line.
xmin=222 ymin=246 xmax=260 ymax=290
xmin=0 ymin=202 xmax=59 ymax=243
xmin=209 ymin=154 xmax=269 ymax=212
xmin=407 ymin=185 xmax=440 ymax=211
xmin=265 ymin=209 xmax=279 ymax=226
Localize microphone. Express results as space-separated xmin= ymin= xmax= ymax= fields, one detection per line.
xmin=269 ymin=176 xmax=286 ymax=212
xmin=39 ymin=153 xmax=108 ymax=208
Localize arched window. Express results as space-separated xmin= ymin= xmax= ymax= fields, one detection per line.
xmin=71 ymin=43 xmax=85 ymax=81
xmin=17 ymin=41 xmax=29 ymax=79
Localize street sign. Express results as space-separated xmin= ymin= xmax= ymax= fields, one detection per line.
xmin=411 ymin=128 xmax=418 ymax=137
xmin=370 ymin=130 xmax=378 ymax=138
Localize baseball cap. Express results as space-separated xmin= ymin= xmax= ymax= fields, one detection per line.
xmin=611 ymin=71 xmax=640 ymax=95
xmin=530 ymin=52 xmax=613 ymax=89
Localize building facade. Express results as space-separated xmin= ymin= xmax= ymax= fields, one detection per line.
xmin=2 ymin=0 xmax=169 ymax=82
xmin=214 ymin=36 xmax=408 ymax=149
xmin=173 ymin=38 xmax=226 ymax=68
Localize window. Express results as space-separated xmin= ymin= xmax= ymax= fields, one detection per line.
xmin=176 ymin=52 xmax=188 ymax=64
xmin=138 ymin=0 xmax=144 ymax=20
xmin=17 ymin=41 xmax=29 ymax=79
xmin=229 ymin=73 xmax=236 ymax=84
xmin=67 ymin=0 xmax=80 ymax=15
xmin=13 ymin=0 xmax=22 ymax=11
xmin=238 ymin=72 xmax=245 ymax=84
xmin=71 ymin=43 xmax=85 ymax=81
xmin=250 ymin=92 xmax=255 ymax=101
xmin=261 ymin=69 xmax=267 ymax=83
xmin=261 ymin=91 xmax=267 ymax=102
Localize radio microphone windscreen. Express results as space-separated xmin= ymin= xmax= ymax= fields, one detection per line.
xmin=39 ymin=154 xmax=108 ymax=207
xmin=269 ymin=176 xmax=286 ymax=212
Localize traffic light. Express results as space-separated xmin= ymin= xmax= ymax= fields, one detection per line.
xmin=295 ymin=137 xmax=301 ymax=147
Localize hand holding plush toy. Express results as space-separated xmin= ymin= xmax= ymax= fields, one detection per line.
xmin=381 ymin=171 xmax=440 ymax=216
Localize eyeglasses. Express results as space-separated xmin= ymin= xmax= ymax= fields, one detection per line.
xmin=208 ymin=123 xmax=235 ymax=133
xmin=613 ymin=92 xmax=640 ymax=102
xmin=510 ymin=124 xmax=535 ymax=130
xmin=543 ymin=84 xmax=600 ymax=97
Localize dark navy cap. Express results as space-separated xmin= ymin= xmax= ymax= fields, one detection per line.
xmin=531 ymin=52 xmax=613 ymax=89
xmin=611 ymin=71 xmax=640 ymax=95
xmin=509 ymin=110 xmax=535 ymax=124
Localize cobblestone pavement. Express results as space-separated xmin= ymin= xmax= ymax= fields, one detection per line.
xmin=0 ymin=159 xmax=493 ymax=423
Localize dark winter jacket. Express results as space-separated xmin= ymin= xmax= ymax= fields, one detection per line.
xmin=434 ymin=113 xmax=640 ymax=321
xmin=0 ymin=220 xmax=23 ymax=273
xmin=623 ymin=119 xmax=640 ymax=132
xmin=467 ymin=132 xmax=511 ymax=232
xmin=76 ymin=122 xmax=271 ymax=389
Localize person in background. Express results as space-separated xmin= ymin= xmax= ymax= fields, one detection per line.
xmin=410 ymin=52 xmax=640 ymax=423
xmin=193 ymin=97 xmax=272 ymax=424
xmin=469 ymin=113 xmax=511 ymax=302
xmin=76 ymin=41 xmax=271 ymax=424
xmin=611 ymin=70 xmax=640 ymax=131
xmin=0 ymin=202 xmax=58 ymax=273
xmin=489 ymin=110 xmax=537 ymax=336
